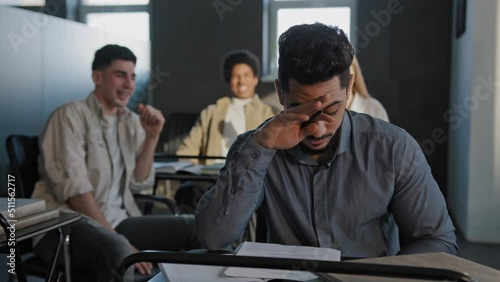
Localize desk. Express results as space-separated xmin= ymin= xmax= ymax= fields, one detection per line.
xmin=0 ymin=212 xmax=81 ymax=282
xmin=328 ymin=252 xmax=500 ymax=281
xmin=152 ymin=161 xmax=219 ymax=202
xmin=145 ymin=252 xmax=500 ymax=282
xmin=155 ymin=171 xmax=218 ymax=183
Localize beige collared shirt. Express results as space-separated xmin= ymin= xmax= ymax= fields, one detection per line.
xmin=32 ymin=93 xmax=154 ymax=218
xmin=176 ymin=95 xmax=276 ymax=165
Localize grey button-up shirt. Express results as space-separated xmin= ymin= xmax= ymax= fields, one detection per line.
xmin=196 ymin=111 xmax=457 ymax=257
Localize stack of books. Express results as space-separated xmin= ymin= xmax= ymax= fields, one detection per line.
xmin=0 ymin=198 xmax=59 ymax=235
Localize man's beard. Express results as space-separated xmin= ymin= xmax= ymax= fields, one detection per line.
xmin=299 ymin=135 xmax=335 ymax=155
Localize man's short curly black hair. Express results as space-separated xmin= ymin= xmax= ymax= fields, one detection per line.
xmin=278 ymin=23 xmax=354 ymax=92
xmin=92 ymin=44 xmax=136 ymax=71
xmin=222 ymin=50 xmax=260 ymax=83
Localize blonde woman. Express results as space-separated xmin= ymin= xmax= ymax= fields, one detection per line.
xmin=347 ymin=56 xmax=389 ymax=122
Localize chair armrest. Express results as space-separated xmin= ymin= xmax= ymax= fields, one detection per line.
xmin=133 ymin=194 xmax=181 ymax=215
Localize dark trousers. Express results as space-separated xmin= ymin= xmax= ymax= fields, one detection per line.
xmin=34 ymin=214 xmax=198 ymax=282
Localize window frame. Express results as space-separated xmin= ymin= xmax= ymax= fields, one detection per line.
xmin=79 ymin=2 xmax=151 ymax=41
xmin=263 ymin=0 xmax=357 ymax=79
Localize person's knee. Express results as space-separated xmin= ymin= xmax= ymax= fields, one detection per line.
xmin=104 ymin=233 xmax=133 ymax=268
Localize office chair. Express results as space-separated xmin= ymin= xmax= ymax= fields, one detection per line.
xmin=161 ymin=112 xmax=199 ymax=155
xmin=5 ymin=134 xmax=180 ymax=281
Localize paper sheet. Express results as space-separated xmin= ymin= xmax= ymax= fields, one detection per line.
xmin=161 ymin=263 xmax=263 ymax=282
xmin=224 ymin=242 xmax=341 ymax=281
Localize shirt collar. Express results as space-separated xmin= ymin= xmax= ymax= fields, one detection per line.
xmin=217 ymin=94 xmax=262 ymax=107
xmin=86 ymin=92 xmax=131 ymax=121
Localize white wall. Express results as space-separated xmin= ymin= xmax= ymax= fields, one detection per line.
xmin=0 ymin=6 xmax=151 ymax=165
xmin=448 ymin=0 xmax=500 ymax=243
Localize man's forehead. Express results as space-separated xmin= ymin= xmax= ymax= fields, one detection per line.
xmin=287 ymin=76 xmax=343 ymax=93
xmin=107 ymin=60 xmax=135 ymax=71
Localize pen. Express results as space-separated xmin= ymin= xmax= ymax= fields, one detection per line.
xmin=301 ymin=110 xmax=322 ymax=128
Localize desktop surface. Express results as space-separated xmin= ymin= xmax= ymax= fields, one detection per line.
xmin=151 ymin=251 xmax=500 ymax=282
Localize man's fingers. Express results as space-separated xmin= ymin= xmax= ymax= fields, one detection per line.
xmin=135 ymin=261 xmax=152 ymax=275
xmin=299 ymin=122 xmax=319 ymax=140
xmin=140 ymin=105 xmax=164 ymax=126
xmin=275 ymin=111 xmax=309 ymax=126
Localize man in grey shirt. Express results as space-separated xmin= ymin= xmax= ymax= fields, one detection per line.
xmin=196 ymin=23 xmax=457 ymax=258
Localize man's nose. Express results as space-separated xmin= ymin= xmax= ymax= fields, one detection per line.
xmin=313 ymin=121 xmax=328 ymax=137
xmin=124 ymin=76 xmax=135 ymax=89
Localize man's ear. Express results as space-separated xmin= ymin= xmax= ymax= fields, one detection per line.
xmin=92 ymin=70 xmax=102 ymax=85
xmin=275 ymin=79 xmax=284 ymax=106
xmin=347 ymin=73 xmax=354 ymax=98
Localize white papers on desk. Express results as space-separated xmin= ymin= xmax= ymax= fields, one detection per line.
xmin=160 ymin=263 xmax=263 ymax=282
xmin=224 ymin=242 xmax=341 ymax=281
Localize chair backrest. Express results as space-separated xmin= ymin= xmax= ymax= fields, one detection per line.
xmin=162 ymin=112 xmax=199 ymax=154
xmin=5 ymin=135 xmax=40 ymax=198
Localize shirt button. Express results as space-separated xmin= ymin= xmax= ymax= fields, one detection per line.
xmin=250 ymin=153 xmax=257 ymax=159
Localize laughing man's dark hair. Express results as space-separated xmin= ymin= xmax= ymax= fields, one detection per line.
xmin=92 ymin=44 xmax=137 ymax=71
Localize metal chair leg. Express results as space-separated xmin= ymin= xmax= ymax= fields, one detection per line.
xmin=63 ymin=234 xmax=71 ymax=282
xmin=45 ymin=228 xmax=63 ymax=282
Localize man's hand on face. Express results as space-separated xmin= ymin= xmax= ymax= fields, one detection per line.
xmin=138 ymin=103 xmax=165 ymax=139
xmin=253 ymin=94 xmax=335 ymax=150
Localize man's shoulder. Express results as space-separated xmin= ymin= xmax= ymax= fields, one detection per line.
xmin=199 ymin=98 xmax=230 ymax=117
xmin=349 ymin=111 xmax=409 ymax=142
xmin=50 ymin=99 xmax=90 ymax=119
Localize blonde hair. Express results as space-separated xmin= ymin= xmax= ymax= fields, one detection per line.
xmin=350 ymin=56 xmax=370 ymax=98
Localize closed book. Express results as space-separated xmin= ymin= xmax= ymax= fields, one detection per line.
xmin=0 ymin=197 xmax=46 ymax=220
xmin=0 ymin=208 xmax=60 ymax=235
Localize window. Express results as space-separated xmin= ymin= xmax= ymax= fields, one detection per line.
xmin=81 ymin=0 xmax=150 ymax=41
xmin=0 ymin=0 xmax=44 ymax=5
xmin=264 ymin=0 xmax=357 ymax=78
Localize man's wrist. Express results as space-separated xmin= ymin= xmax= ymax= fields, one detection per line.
xmin=145 ymin=133 xmax=160 ymax=141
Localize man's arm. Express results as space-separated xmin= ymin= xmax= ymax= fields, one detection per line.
xmin=134 ymin=104 xmax=165 ymax=181
xmin=196 ymin=133 xmax=273 ymax=250
xmin=68 ymin=192 xmax=115 ymax=232
xmin=391 ymin=134 xmax=458 ymax=255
